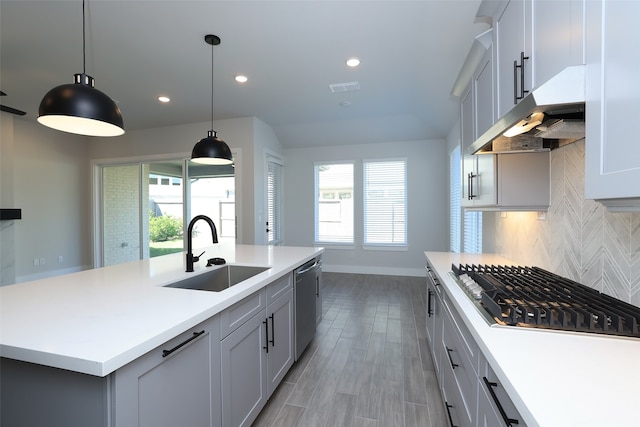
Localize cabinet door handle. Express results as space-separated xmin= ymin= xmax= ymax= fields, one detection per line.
xmin=444 ymin=402 xmax=459 ymax=427
xmin=162 ymin=330 xmax=205 ymax=358
xmin=316 ymin=276 xmax=320 ymax=297
xmin=483 ymin=377 xmax=520 ymax=426
xmin=514 ymin=51 xmax=530 ymax=104
xmin=269 ymin=313 xmax=275 ymax=347
xmin=468 ymin=172 xmax=477 ymax=200
xmin=446 ymin=347 xmax=459 ymax=369
xmin=427 ymin=289 xmax=434 ymax=318
xmin=263 ymin=319 xmax=269 ymax=353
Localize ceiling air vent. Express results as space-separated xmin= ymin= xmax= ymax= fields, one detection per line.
xmin=329 ymin=81 xmax=360 ymax=93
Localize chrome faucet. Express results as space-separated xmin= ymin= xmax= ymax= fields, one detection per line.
xmin=186 ymin=215 xmax=218 ymax=272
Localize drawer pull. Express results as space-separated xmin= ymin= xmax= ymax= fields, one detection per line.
xmin=162 ymin=330 xmax=205 ymax=358
xmin=444 ymin=402 xmax=459 ymax=427
xmin=446 ymin=347 xmax=459 ymax=369
xmin=483 ymin=377 xmax=519 ymax=426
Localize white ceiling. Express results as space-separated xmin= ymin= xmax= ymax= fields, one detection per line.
xmin=0 ymin=0 xmax=488 ymax=148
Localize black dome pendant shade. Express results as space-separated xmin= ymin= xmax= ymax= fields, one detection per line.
xmin=191 ymin=130 xmax=233 ymax=165
xmin=191 ymin=34 xmax=233 ymax=165
xmin=37 ymin=0 xmax=124 ymax=137
xmin=38 ymin=73 xmax=124 ymax=137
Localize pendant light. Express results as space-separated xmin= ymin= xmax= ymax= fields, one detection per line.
xmin=191 ymin=34 xmax=233 ymax=165
xmin=37 ymin=0 xmax=124 ymax=137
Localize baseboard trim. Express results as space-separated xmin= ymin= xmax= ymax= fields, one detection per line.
xmin=322 ymin=264 xmax=424 ymax=277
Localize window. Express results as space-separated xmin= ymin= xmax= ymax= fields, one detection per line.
xmin=315 ymin=163 xmax=354 ymax=243
xmin=450 ymin=147 xmax=462 ymax=252
xmin=449 ymin=146 xmax=482 ymax=253
xmin=266 ymin=155 xmax=283 ymax=245
xmin=363 ymin=159 xmax=407 ymax=246
xmin=463 ymin=210 xmax=482 ymax=253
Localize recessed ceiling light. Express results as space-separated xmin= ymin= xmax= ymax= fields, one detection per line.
xmin=346 ymin=58 xmax=360 ymax=68
xmin=158 ymin=96 xmax=170 ymax=103
xmin=235 ymin=75 xmax=248 ymax=83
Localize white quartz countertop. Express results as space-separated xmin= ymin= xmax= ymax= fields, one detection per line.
xmin=425 ymin=251 xmax=640 ymax=427
xmin=0 ymin=244 xmax=323 ymax=376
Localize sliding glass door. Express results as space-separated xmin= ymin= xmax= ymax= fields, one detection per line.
xmin=102 ymin=164 xmax=144 ymax=266
xmin=97 ymin=157 xmax=237 ymax=268
xmin=187 ymin=162 xmax=236 ymax=247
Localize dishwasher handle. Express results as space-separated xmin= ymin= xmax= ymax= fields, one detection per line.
xmin=296 ymin=260 xmax=319 ymax=276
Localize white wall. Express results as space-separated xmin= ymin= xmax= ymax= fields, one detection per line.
xmin=283 ymin=139 xmax=449 ymax=276
xmin=4 ymin=114 xmax=446 ymax=282
xmin=12 ymin=120 xmax=90 ymax=282
xmin=1 ymin=112 xmax=17 ymax=285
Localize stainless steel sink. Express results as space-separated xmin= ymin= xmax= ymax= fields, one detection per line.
xmin=165 ymin=265 xmax=270 ymax=292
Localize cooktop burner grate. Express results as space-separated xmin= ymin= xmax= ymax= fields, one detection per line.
xmin=452 ymin=264 xmax=640 ymax=338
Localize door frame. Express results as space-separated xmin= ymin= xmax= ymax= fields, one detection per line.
xmin=91 ymin=150 xmax=242 ymax=268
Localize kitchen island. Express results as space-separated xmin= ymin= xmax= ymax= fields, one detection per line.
xmin=0 ymin=244 xmax=323 ymax=427
xmin=426 ymin=251 xmax=640 ymax=427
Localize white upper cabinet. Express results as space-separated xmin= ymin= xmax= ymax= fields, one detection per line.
xmin=459 ymin=34 xmax=549 ymax=211
xmin=479 ymin=0 xmax=585 ymax=121
xmin=584 ymin=0 xmax=640 ymax=209
xmin=532 ymin=0 xmax=585 ymax=87
xmin=494 ymin=0 xmax=532 ymax=119
xmin=461 ymin=81 xmax=497 ymax=209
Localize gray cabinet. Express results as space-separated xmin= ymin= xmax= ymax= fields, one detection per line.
xmin=477 ymin=353 xmax=527 ymax=427
xmin=476 ymin=384 xmax=505 ymax=427
xmin=585 ymin=0 xmax=640 ymax=209
xmin=220 ymin=273 xmax=294 ymax=427
xmin=1 ymin=315 xmax=222 ymax=427
xmin=266 ymin=277 xmax=295 ymax=395
xmin=425 ymin=259 xmax=526 ymax=427
xmin=220 ymin=302 xmax=268 ymax=427
xmin=425 ymin=262 xmax=443 ymax=375
xmin=440 ymin=295 xmax=479 ymax=427
xmin=0 ymin=358 xmax=111 ymax=427
xmin=114 ymin=316 xmax=221 ymax=427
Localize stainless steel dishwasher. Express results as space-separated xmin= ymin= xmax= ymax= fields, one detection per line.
xmin=294 ymin=258 xmax=319 ymax=360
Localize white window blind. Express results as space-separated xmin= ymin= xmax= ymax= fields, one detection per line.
xmin=464 ymin=211 xmax=482 ymax=253
xmin=450 ymin=146 xmax=461 ymax=252
xmin=266 ymin=156 xmax=283 ymax=245
xmin=314 ymin=163 xmax=354 ymax=243
xmin=363 ymin=159 xmax=407 ymax=246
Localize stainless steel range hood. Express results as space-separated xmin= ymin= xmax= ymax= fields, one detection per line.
xmin=468 ymin=65 xmax=585 ymax=155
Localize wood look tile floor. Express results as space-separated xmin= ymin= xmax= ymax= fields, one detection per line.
xmin=252 ymin=273 xmax=448 ymax=427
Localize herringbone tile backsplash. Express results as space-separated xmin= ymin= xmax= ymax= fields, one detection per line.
xmin=494 ymin=139 xmax=640 ymax=307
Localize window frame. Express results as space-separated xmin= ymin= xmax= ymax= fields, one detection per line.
xmin=314 ymin=161 xmax=355 ymax=247
xmin=362 ymin=158 xmax=408 ymax=251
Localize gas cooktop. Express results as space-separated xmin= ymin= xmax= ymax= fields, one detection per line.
xmin=452 ymin=264 xmax=640 ymax=339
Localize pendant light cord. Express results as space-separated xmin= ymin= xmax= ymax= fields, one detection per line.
xmin=210 ymin=38 xmax=214 ymax=130
xmin=82 ymin=0 xmax=86 ymax=75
